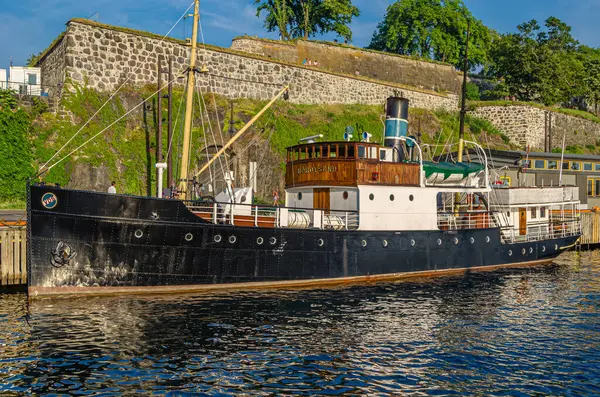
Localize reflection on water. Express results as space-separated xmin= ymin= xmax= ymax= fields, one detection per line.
xmin=2 ymin=251 xmax=600 ymax=395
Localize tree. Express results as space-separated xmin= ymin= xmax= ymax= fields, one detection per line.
xmin=368 ymin=0 xmax=491 ymax=70
xmin=488 ymin=17 xmax=586 ymax=105
xmin=255 ymin=0 xmax=360 ymax=41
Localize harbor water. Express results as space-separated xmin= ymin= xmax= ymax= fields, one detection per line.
xmin=1 ymin=251 xmax=599 ymax=396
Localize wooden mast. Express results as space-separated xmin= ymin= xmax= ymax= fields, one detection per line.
xmin=178 ymin=0 xmax=200 ymax=200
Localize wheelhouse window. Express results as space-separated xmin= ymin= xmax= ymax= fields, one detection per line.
xmin=358 ymin=145 xmax=366 ymax=159
xmin=329 ymin=144 xmax=338 ymax=158
xmin=540 ymin=207 xmax=547 ymax=218
xmin=530 ymin=207 xmax=537 ymax=219
xmin=547 ymin=160 xmax=558 ymax=170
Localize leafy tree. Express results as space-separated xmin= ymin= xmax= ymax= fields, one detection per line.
xmin=26 ymin=52 xmax=41 ymax=67
xmin=368 ymin=0 xmax=491 ymax=70
xmin=0 ymin=97 xmax=34 ymax=201
xmin=465 ymin=81 xmax=480 ymax=100
xmin=488 ymin=17 xmax=586 ymax=105
xmin=581 ymin=46 xmax=600 ymax=114
xmin=255 ymin=0 xmax=360 ymax=41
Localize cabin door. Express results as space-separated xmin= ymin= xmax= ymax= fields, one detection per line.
xmin=519 ymin=207 xmax=527 ymax=235
xmin=313 ymin=188 xmax=330 ymax=213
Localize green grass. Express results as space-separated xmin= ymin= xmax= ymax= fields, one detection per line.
xmin=0 ymin=199 xmax=26 ymax=210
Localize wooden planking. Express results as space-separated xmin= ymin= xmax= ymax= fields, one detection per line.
xmin=286 ymin=160 xmax=357 ymax=187
xmin=357 ymin=161 xmax=420 ymax=186
xmin=286 ymin=159 xmax=420 ymax=188
xmin=0 ymin=227 xmax=27 ymax=286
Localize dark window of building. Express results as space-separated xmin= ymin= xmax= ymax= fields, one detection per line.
xmin=562 ymin=161 xmax=570 ymax=170
xmin=28 ymin=74 xmax=37 ymax=85
xmin=547 ymin=160 xmax=558 ymax=170
xmin=571 ymin=162 xmax=581 ymax=171
xmin=595 ymin=163 xmax=600 ymax=172
xmin=534 ymin=159 xmax=545 ymax=169
xmin=588 ymin=179 xmax=594 ymax=197
xmin=595 ymin=180 xmax=600 ymax=197
xmin=584 ymin=162 xmax=593 ymax=171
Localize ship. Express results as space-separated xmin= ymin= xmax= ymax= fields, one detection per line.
xmin=26 ymin=2 xmax=581 ymax=298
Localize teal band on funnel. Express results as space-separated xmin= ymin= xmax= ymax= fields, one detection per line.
xmin=384 ymin=119 xmax=408 ymax=140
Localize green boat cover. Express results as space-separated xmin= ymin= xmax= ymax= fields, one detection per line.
xmin=422 ymin=161 xmax=485 ymax=179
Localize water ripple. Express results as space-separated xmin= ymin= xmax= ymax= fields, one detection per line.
xmin=1 ymin=251 xmax=600 ymax=395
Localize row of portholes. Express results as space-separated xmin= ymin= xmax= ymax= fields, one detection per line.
xmin=360 ymin=235 xmax=492 ymax=248
xmin=135 ymin=229 xmax=195 ymax=242
xmin=368 ymin=193 xmax=414 ymax=202
xmin=214 ymin=234 xmax=278 ymax=245
xmin=507 ymin=244 xmax=557 ymax=257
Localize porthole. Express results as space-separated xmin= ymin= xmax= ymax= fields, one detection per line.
xmin=185 ymin=233 xmax=193 ymax=242
xmin=369 ymin=193 xmax=374 ymax=201
xmin=134 ymin=229 xmax=143 ymax=239
xmin=240 ymin=195 xmax=247 ymax=203
xmin=389 ymin=194 xmax=395 ymax=201
xmin=318 ymin=238 xmax=324 ymax=247
xmin=522 ymin=248 xmax=526 ymax=255
xmin=542 ymin=246 xmax=546 ymax=252
xmin=342 ymin=191 xmax=349 ymax=200
xmin=383 ymin=240 xmax=388 ymax=247
xmin=454 ymin=238 xmax=459 ymax=245
xmin=554 ymin=244 xmax=558 ymax=250
xmin=508 ymin=250 xmax=513 ymax=256
xmin=410 ymin=239 xmax=415 ymax=246
xmin=214 ymin=234 xmax=222 ymax=243
xmin=409 ymin=194 xmax=414 ymax=201
xmin=437 ymin=238 xmax=442 ymax=246
xmin=470 ymin=237 xmax=475 ymax=244
xmin=229 ymin=235 xmax=237 ymax=244
xmin=485 ymin=236 xmax=490 ymax=243
xmin=270 ymin=237 xmax=277 ymax=245
xmin=150 ymin=212 xmax=159 ymax=220
xmin=257 ymin=237 xmax=264 ymax=245
xmin=529 ymin=247 xmax=533 ymax=254
xmin=361 ymin=240 xmax=367 ymax=247
xmin=297 ymin=192 xmax=303 ymax=200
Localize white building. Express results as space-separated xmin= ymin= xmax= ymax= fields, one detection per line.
xmin=9 ymin=66 xmax=42 ymax=95
xmin=0 ymin=69 xmax=6 ymax=90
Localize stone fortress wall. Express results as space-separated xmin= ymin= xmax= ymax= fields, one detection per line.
xmin=230 ymin=37 xmax=461 ymax=94
xmin=471 ymin=105 xmax=600 ymax=150
xmin=36 ymin=19 xmax=457 ymax=111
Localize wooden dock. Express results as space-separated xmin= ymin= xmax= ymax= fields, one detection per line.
xmin=0 ymin=227 xmax=27 ymax=286
xmin=580 ymin=211 xmax=600 ymax=246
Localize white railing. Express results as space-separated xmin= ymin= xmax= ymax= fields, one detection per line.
xmin=437 ymin=211 xmax=497 ymax=230
xmin=186 ymin=202 xmax=360 ymax=230
xmin=499 ymin=218 xmax=580 ymax=244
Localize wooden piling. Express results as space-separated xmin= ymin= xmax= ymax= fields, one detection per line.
xmin=0 ymin=227 xmax=27 ymax=286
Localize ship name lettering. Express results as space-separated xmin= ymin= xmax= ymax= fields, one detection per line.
xmin=297 ymin=165 xmax=338 ymax=174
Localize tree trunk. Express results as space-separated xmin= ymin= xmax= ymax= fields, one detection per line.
xmin=303 ymin=2 xmax=309 ymax=40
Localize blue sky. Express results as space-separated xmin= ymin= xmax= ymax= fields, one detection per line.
xmin=1 ymin=0 xmax=599 ymax=72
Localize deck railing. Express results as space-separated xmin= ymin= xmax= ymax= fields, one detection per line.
xmin=437 ymin=211 xmax=498 ymax=230
xmin=499 ymin=218 xmax=580 ymax=244
xmin=186 ymin=202 xmax=360 ymax=230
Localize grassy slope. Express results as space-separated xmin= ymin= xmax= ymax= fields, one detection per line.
xmin=5 ymin=87 xmax=515 ymax=208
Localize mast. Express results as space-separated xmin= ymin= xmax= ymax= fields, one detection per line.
xmin=457 ymin=18 xmax=470 ymax=163
xmin=178 ymin=0 xmax=200 ymax=200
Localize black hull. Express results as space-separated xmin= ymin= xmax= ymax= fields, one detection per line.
xmin=27 ymin=186 xmax=579 ymax=297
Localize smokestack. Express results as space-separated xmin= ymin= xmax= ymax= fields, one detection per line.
xmin=384 ymin=97 xmax=409 ymax=162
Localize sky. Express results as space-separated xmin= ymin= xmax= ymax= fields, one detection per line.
xmin=1 ymin=0 xmax=599 ymax=73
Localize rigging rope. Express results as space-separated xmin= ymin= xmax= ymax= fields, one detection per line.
xmin=37 ymin=1 xmax=195 ymax=176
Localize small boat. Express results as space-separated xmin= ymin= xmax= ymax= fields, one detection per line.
xmin=26 ymin=2 xmax=581 ymax=298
